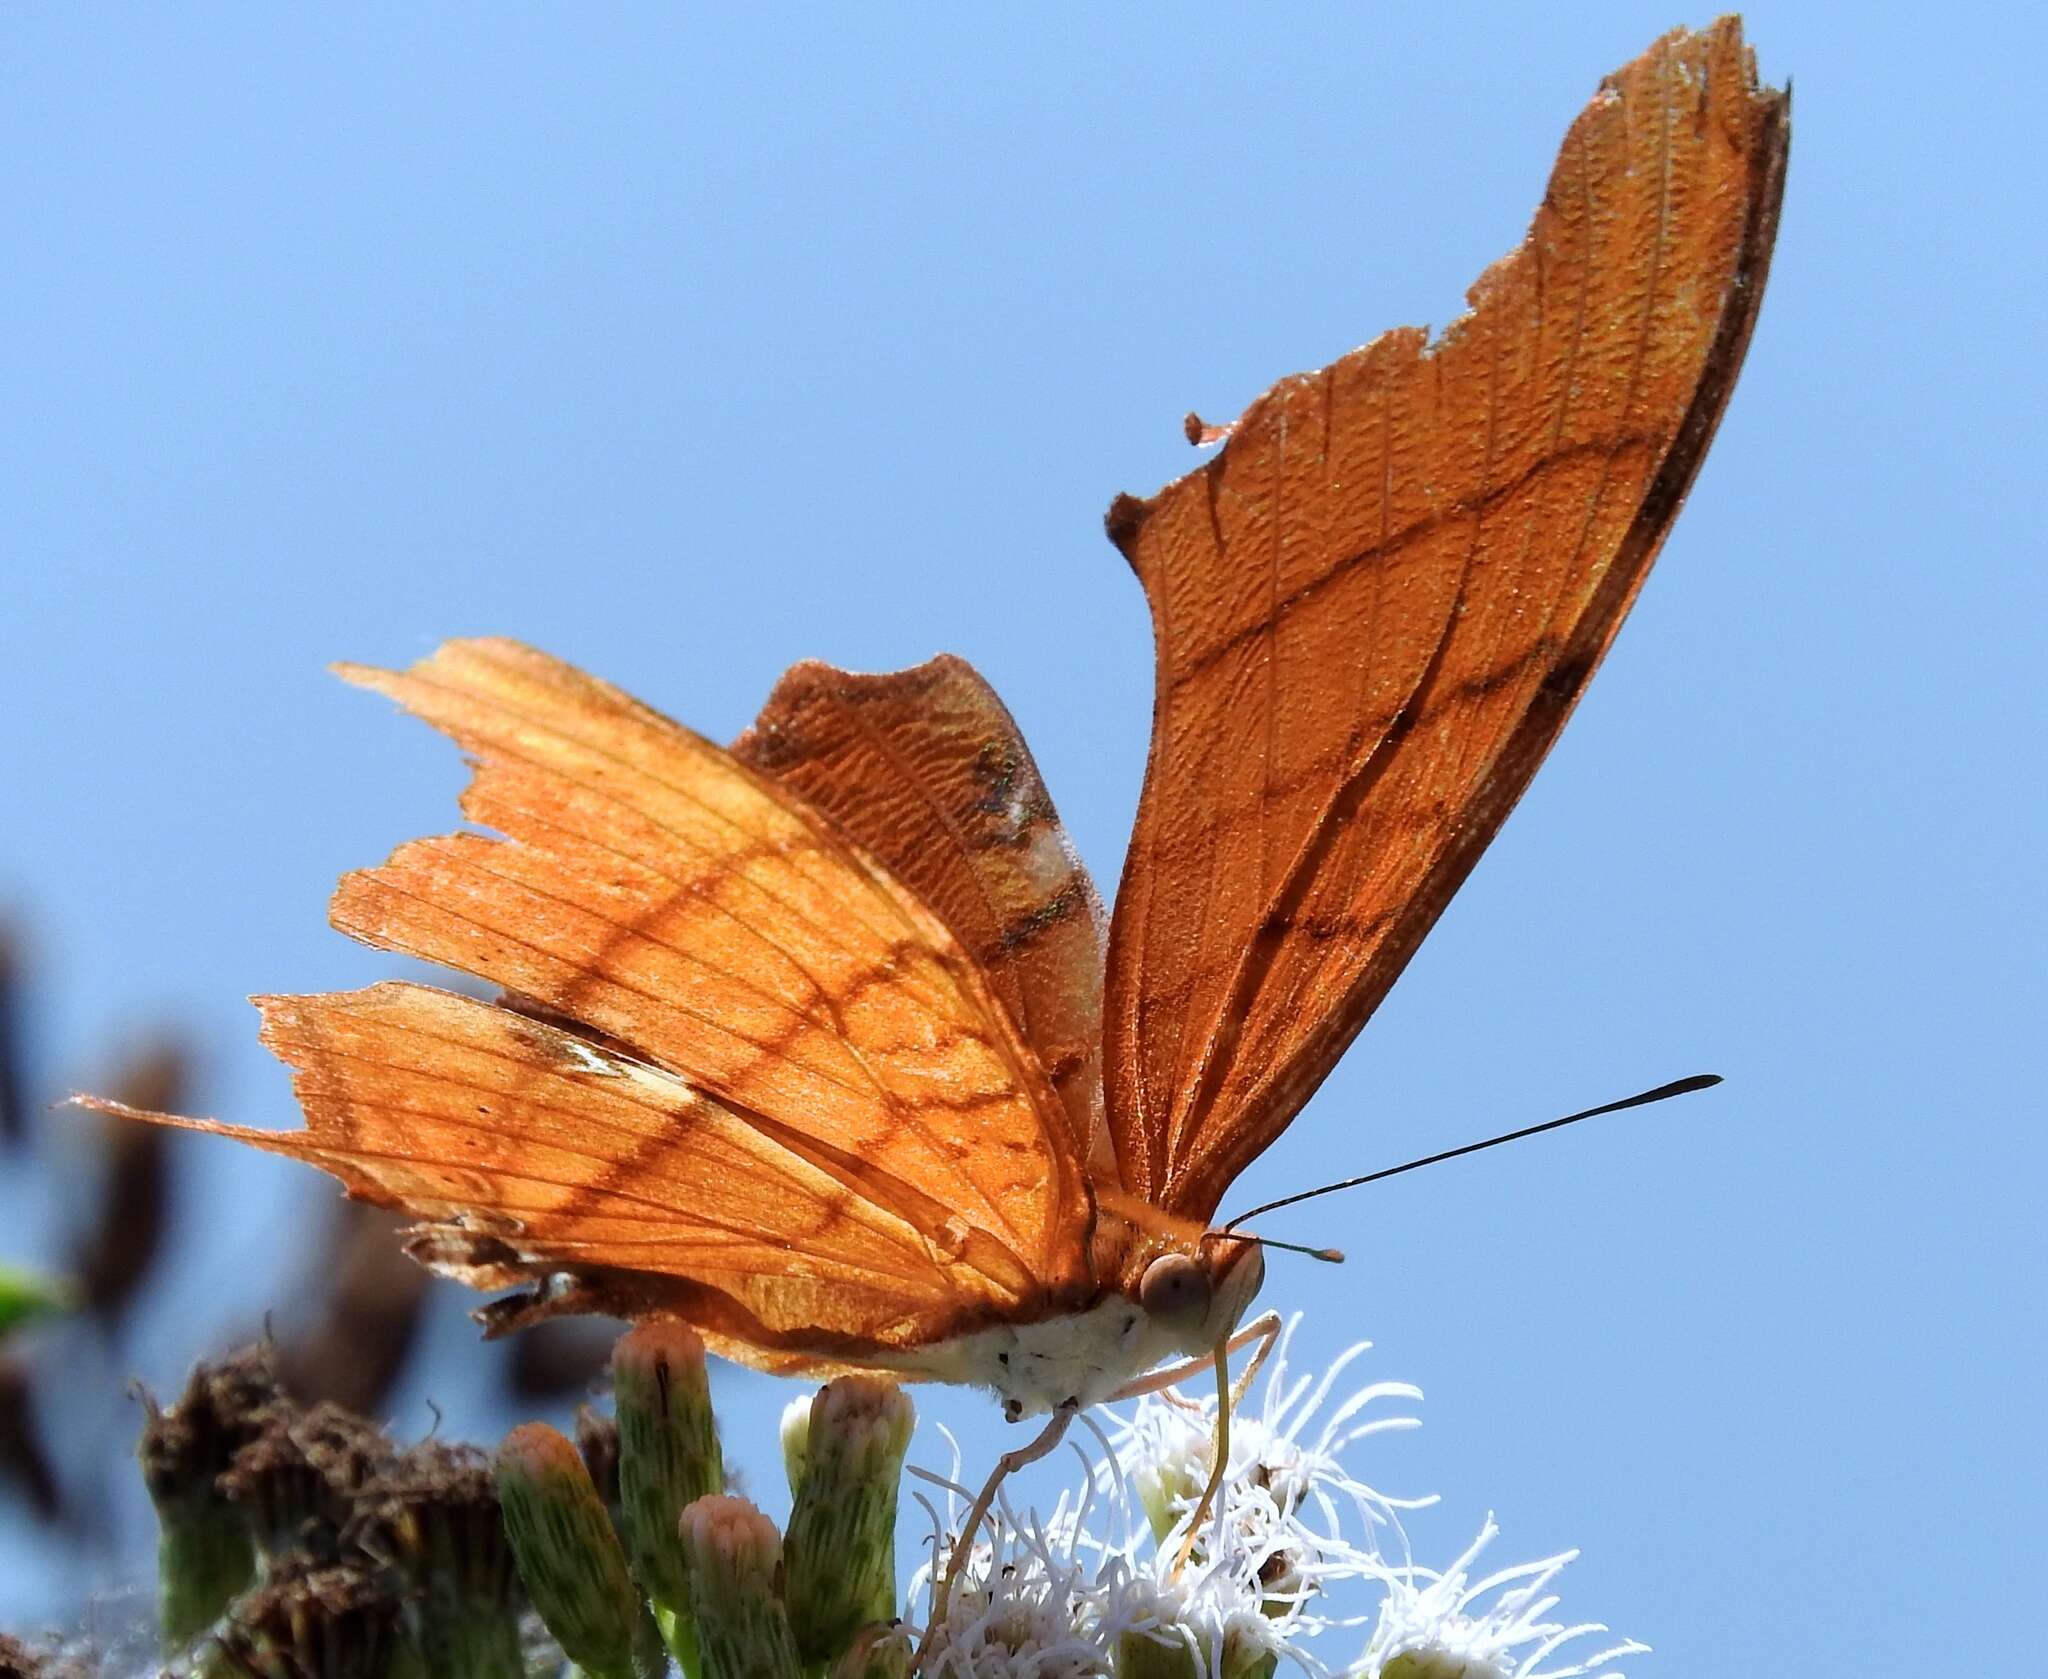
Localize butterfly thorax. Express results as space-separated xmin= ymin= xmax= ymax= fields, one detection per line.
xmin=886 ymin=1202 xmax=1266 ymax=1419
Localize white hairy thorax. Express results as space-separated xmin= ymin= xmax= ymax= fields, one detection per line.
xmin=883 ymin=1246 xmax=1267 ymax=1420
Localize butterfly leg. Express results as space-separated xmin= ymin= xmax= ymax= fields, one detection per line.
xmin=1170 ymin=1338 xmax=1235 ymax=1576
xmin=926 ymin=1399 xmax=1078 ymax=1635
xmin=1222 ymin=1308 xmax=1281 ymax=1411
xmin=1096 ymin=1312 xmax=1282 ymax=1578
xmin=1103 ymin=1309 xmax=1283 ymax=1405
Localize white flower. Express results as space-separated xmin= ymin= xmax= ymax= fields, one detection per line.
xmin=1099 ymin=1318 xmax=1430 ymax=1565
xmin=1353 ymin=1519 xmax=1646 ymax=1679
xmin=905 ymin=1325 xmax=1640 ymax=1679
xmin=908 ymin=1323 xmax=1429 ymax=1679
xmin=910 ymin=1467 xmax=1115 ymax=1679
xmin=1089 ymin=1497 xmax=1350 ymax=1679
xmin=1087 ymin=1343 xmax=1415 ymax=1679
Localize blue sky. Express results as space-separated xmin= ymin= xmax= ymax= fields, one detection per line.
xmin=3 ymin=5 xmax=2041 ymax=1669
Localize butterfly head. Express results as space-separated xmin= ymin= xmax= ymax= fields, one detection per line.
xmin=1130 ymin=1228 xmax=1266 ymax=1361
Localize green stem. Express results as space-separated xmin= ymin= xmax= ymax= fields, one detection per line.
xmin=654 ymin=1603 xmax=703 ymax=1679
xmin=155 ymin=1495 xmax=254 ymax=1647
xmin=411 ymin=1606 xmax=525 ymax=1679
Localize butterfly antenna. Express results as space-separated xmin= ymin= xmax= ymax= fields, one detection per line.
xmin=1221 ymin=1073 xmax=1722 ymax=1231
xmin=1223 ymin=1233 xmax=1345 ymax=1264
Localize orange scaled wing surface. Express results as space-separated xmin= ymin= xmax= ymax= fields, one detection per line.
xmin=1101 ymin=20 xmax=1790 ymax=1218
xmin=103 ymin=637 xmax=1097 ymax=1360
xmin=96 ymin=983 xmax=1051 ymax=1365
xmin=732 ymin=655 xmax=1114 ymax=1184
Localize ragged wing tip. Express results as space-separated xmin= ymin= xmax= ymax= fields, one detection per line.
xmin=67 ymin=1091 xmax=251 ymax=1141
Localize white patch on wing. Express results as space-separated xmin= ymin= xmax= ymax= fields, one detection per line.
xmin=556 ymin=1036 xmax=623 ymax=1077
xmin=1021 ymin=823 xmax=1072 ymax=892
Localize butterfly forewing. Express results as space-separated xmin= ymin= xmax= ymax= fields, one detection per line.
xmin=324 ymin=639 xmax=1092 ymax=1293
xmin=1100 ymin=20 xmax=1789 ymax=1217
xmin=86 ymin=984 xmax=1039 ymax=1365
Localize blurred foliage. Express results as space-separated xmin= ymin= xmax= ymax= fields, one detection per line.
xmin=0 ymin=916 xmax=611 ymax=1581
xmin=0 ymin=1270 xmax=73 ymax=1342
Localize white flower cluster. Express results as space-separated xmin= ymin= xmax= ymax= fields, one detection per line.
xmin=911 ymin=1321 xmax=1642 ymax=1679
xmin=1355 ymin=1520 xmax=1647 ymax=1679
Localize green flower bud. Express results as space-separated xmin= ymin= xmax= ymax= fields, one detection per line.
xmin=614 ymin=1321 xmax=722 ymax=1673
xmin=776 ymin=1396 xmax=810 ymax=1498
xmin=826 ymin=1622 xmax=909 ymax=1679
xmin=137 ymin=1346 xmax=281 ymax=1645
xmin=781 ymin=1378 xmax=912 ymax=1662
xmin=355 ymin=1443 xmax=524 ymax=1679
xmin=212 ymin=1560 xmax=402 ymax=1679
xmin=571 ymin=1404 xmax=670 ymax=1679
xmin=677 ymin=1495 xmax=799 ymax=1679
xmin=1116 ymin=1629 xmax=1199 ymax=1679
xmin=1378 ymin=1653 xmax=1491 ymax=1679
xmin=220 ymin=1402 xmax=390 ymax=1570
xmin=495 ymin=1423 xmax=641 ymax=1679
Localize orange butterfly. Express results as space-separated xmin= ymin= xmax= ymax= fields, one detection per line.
xmin=95 ymin=18 xmax=1785 ymax=1560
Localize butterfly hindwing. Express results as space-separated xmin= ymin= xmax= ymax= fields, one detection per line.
xmin=733 ymin=655 xmax=1114 ymax=1184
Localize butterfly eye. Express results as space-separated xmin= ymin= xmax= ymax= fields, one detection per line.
xmin=1138 ymin=1252 xmax=1212 ymax=1326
